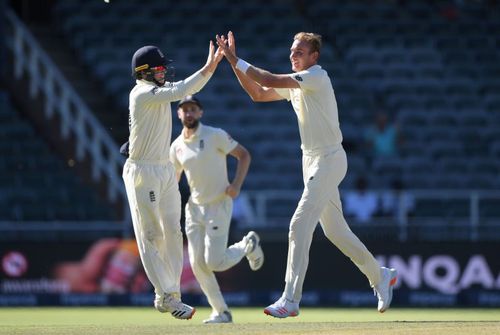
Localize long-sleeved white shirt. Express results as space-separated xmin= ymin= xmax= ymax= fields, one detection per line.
xmin=128 ymin=70 xmax=213 ymax=161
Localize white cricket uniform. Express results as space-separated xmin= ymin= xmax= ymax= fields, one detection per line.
xmin=170 ymin=123 xmax=246 ymax=314
xmin=122 ymin=70 xmax=212 ymax=297
xmin=274 ymin=65 xmax=381 ymax=303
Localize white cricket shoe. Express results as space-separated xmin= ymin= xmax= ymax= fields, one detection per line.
xmin=264 ymin=296 xmax=299 ymax=318
xmin=203 ymin=310 xmax=233 ymax=324
xmin=154 ymin=293 xmax=196 ymax=319
xmin=244 ymin=231 xmax=264 ymax=271
xmin=373 ymin=267 xmax=398 ymax=313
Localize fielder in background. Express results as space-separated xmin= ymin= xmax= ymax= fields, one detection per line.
xmin=170 ymin=95 xmax=264 ymax=324
xmin=122 ymin=42 xmax=222 ymax=320
xmin=216 ymin=31 xmax=397 ymax=318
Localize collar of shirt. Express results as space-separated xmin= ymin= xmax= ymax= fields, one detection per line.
xmin=303 ymin=64 xmax=322 ymax=72
xmin=182 ymin=123 xmax=203 ymax=143
xmin=136 ymin=79 xmax=156 ymax=86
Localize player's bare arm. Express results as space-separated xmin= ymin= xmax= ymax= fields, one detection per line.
xmin=231 ymin=64 xmax=282 ymax=102
xmin=226 ymin=144 xmax=251 ymax=199
xmin=218 ymin=32 xmax=283 ymax=102
xmin=216 ymin=33 xmax=300 ymax=90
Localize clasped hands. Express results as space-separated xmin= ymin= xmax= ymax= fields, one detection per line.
xmin=215 ymin=31 xmax=239 ymax=67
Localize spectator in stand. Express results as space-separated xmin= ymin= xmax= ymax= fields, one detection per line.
xmin=364 ymin=112 xmax=400 ymax=158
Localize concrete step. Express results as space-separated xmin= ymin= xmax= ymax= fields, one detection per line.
xmin=28 ymin=23 xmax=126 ymax=143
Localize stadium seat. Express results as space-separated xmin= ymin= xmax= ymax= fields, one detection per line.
xmin=0 ymin=91 xmax=116 ymax=221
xmin=45 ymin=0 xmax=500 ymax=228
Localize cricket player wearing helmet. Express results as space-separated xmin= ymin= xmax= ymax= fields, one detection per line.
xmin=122 ymin=42 xmax=222 ymax=320
xmin=216 ymin=31 xmax=397 ymax=318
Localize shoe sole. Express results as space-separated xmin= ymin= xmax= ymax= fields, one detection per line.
xmin=155 ymin=306 xmax=168 ymax=313
xmin=203 ymin=311 xmax=233 ymax=323
xmin=248 ymin=231 xmax=260 ymax=252
xmin=247 ymin=232 xmax=264 ymax=271
xmin=379 ymin=269 xmax=398 ymax=313
xmin=187 ymin=308 xmax=196 ymax=320
xmin=172 ymin=307 xmax=196 ymax=320
xmin=263 ymin=308 xmax=299 ymax=318
xmin=249 ymin=246 xmax=264 ymax=271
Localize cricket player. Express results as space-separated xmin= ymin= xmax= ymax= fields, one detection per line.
xmin=216 ymin=32 xmax=397 ymax=318
xmin=170 ymin=95 xmax=264 ymax=324
xmin=122 ymin=43 xmax=222 ymax=320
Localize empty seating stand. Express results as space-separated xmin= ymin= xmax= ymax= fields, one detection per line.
xmin=49 ymin=0 xmax=500 ymax=222
xmin=0 ymin=92 xmax=114 ymax=221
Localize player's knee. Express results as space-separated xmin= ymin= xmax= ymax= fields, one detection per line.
xmin=288 ymin=223 xmax=314 ymax=241
xmin=190 ymin=259 xmax=206 ymax=275
xmin=189 ymin=252 xmax=206 ymax=269
xmin=164 ymin=223 xmax=182 ymax=237
xmin=205 ymin=254 xmax=223 ymax=271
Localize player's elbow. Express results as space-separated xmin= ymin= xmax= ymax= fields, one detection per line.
xmin=243 ymin=152 xmax=251 ymax=167
xmin=249 ymin=94 xmax=260 ymax=102
xmin=249 ymin=92 xmax=264 ymax=102
xmin=251 ymin=89 xmax=269 ymax=102
xmin=205 ymin=255 xmax=224 ymax=271
xmin=239 ymin=147 xmax=251 ymax=163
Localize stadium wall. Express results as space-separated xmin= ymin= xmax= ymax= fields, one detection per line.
xmin=1 ymin=238 xmax=499 ymax=307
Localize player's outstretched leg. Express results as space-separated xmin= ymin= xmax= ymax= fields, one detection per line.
xmin=203 ymin=310 xmax=233 ymax=324
xmin=373 ymin=267 xmax=398 ymax=313
xmin=154 ymin=293 xmax=196 ymax=319
xmin=244 ymin=231 xmax=264 ymax=271
xmin=264 ymin=296 xmax=299 ymax=318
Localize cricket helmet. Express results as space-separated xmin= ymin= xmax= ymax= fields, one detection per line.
xmin=131 ymin=45 xmax=173 ymax=85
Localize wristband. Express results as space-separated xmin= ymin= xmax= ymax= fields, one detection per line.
xmin=236 ymin=58 xmax=251 ymax=73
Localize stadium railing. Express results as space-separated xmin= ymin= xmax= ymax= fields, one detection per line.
xmin=243 ymin=189 xmax=500 ymax=242
xmin=4 ymin=9 xmax=127 ymax=208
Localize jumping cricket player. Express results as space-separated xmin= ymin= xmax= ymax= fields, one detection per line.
xmin=170 ymin=95 xmax=264 ymax=324
xmin=216 ymin=31 xmax=397 ymax=318
xmin=122 ymin=43 xmax=222 ymax=320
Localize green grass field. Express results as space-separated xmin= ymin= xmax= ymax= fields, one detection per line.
xmin=0 ymin=307 xmax=499 ymax=335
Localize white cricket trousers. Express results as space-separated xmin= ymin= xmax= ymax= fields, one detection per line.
xmin=284 ymin=146 xmax=382 ymax=303
xmin=123 ymin=159 xmax=183 ymax=297
xmin=185 ymin=196 xmax=247 ymax=314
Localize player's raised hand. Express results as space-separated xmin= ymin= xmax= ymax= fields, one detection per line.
xmin=206 ymin=40 xmax=216 ymax=63
xmin=204 ymin=40 xmax=219 ymax=73
xmin=215 ymin=34 xmax=227 ymax=53
xmin=214 ymin=44 xmax=224 ymax=64
xmin=216 ymin=34 xmax=238 ymax=67
xmin=228 ymin=31 xmax=236 ymax=54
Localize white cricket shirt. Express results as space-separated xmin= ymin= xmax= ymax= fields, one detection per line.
xmin=128 ymin=71 xmax=212 ymax=161
xmin=170 ymin=123 xmax=238 ymax=205
xmin=275 ymin=65 xmax=343 ymax=152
